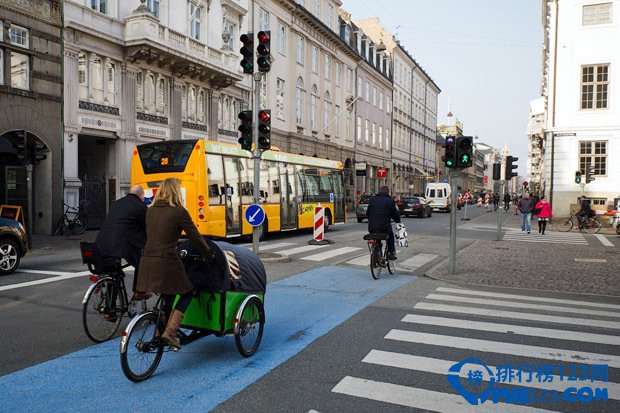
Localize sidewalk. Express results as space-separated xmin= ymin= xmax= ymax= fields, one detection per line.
xmin=426 ymin=209 xmax=620 ymax=298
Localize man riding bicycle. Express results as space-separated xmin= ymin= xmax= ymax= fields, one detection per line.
xmin=575 ymin=196 xmax=595 ymax=227
xmin=367 ymin=186 xmax=401 ymax=260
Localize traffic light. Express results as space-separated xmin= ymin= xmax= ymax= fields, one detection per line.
xmin=239 ymin=33 xmax=254 ymax=74
xmin=16 ymin=140 xmax=27 ymax=163
xmin=456 ymin=136 xmax=473 ymax=168
xmin=443 ymin=135 xmax=456 ymax=168
xmin=256 ymin=31 xmax=271 ymax=72
xmin=238 ymin=110 xmax=253 ymax=151
xmin=504 ymin=155 xmax=518 ymax=180
xmin=29 ymin=139 xmax=47 ymax=164
xmin=492 ymin=163 xmax=501 ymax=180
xmin=575 ymin=170 xmax=582 ymax=184
xmin=257 ymin=109 xmax=271 ymax=150
xmin=586 ymin=165 xmax=595 ymax=183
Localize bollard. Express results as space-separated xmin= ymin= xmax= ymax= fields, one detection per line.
xmin=313 ymin=206 xmax=324 ymax=242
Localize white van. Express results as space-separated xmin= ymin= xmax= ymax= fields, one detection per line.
xmin=425 ymin=183 xmax=451 ymax=212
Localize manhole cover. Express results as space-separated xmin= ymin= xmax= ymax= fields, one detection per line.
xmin=574 ymin=258 xmax=607 ymax=263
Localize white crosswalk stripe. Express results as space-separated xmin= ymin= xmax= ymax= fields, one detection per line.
xmin=502 ymin=229 xmax=588 ymax=245
xmin=301 ymin=247 xmax=362 ymax=261
xmin=330 ymin=286 xmax=620 ymax=412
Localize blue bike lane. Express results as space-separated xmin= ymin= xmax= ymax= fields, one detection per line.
xmin=0 ymin=266 xmax=413 ymax=412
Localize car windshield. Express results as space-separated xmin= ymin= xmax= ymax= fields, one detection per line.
xmin=402 ymin=197 xmax=420 ymax=203
xmin=359 ymin=195 xmax=374 ymax=204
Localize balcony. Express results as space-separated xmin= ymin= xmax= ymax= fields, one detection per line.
xmin=124 ymin=11 xmax=241 ymax=86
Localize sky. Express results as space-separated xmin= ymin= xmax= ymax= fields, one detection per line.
xmin=341 ymin=0 xmax=543 ymax=175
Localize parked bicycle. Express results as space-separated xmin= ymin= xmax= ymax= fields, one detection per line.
xmin=80 ymin=242 xmax=148 ymax=342
xmin=363 ymin=232 xmax=395 ymax=280
xmin=54 ymin=202 xmax=87 ymax=236
xmin=556 ymin=210 xmax=602 ymax=234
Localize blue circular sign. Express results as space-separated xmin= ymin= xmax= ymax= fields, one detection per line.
xmin=245 ymin=204 xmax=265 ymax=227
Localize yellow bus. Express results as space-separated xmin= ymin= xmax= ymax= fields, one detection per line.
xmin=131 ymin=139 xmax=346 ymax=239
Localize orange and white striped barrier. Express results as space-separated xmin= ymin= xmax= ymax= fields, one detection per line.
xmin=313 ymin=206 xmax=325 ymax=242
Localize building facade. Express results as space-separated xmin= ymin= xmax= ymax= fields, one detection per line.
xmin=0 ymin=0 xmax=63 ymax=234
xmin=541 ymin=0 xmax=620 ymax=216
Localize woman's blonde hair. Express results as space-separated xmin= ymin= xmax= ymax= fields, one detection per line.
xmin=151 ymin=178 xmax=184 ymax=207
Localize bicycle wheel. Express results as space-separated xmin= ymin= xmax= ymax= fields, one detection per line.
xmin=82 ymin=278 xmax=125 ymax=343
xmin=370 ymin=244 xmax=382 ymax=280
xmin=387 ymin=250 xmax=395 ymax=275
xmin=556 ymin=218 xmax=574 ymax=232
xmin=235 ymin=297 xmax=265 ymax=357
xmin=70 ymin=217 xmax=87 ymax=235
xmin=120 ymin=312 xmax=164 ymax=382
xmin=582 ymin=219 xmax=602 ymax=234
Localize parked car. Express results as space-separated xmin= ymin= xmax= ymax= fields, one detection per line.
xmin=398 ymin=196 xmax=433 ymax=218
xmin=356 ymin=194 xmax=374 ymax=223
xmin=0 ymin=217 xmax=28 ymax=275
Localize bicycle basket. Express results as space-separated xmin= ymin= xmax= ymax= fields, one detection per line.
xmin=79 ymin=242 xmax=121 ymax=275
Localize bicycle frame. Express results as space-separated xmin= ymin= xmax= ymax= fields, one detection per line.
xmin=367 ymin=240 xmax=387 ymax=268
xmin=81 ymin=273 xmax=129 ymax=312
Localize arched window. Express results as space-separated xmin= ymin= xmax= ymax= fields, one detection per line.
xmin=135 ymin=72 xmax=143 ymax=110
xmin=295 ymin=77 xmax=304 ymax=125
xmin=310 ymin=84 xmax=318 ymax=130
xmin=198 ymin=90 xmax=205 ymax=122
xmin=323 ymin=91 xmax=331 ymax=133
xmin=158 ymin=78 xmax=166 ymax=114
xmin=146 ymin=74 xmax=155 ymax=112
xmin=189 ymin=87 xmax=196 ymax=120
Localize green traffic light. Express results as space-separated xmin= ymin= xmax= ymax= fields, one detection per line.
xmin=446 ymin=160 xmax=453 ymax=167
xmin=460 ymin=154 xmax=469 ymax=163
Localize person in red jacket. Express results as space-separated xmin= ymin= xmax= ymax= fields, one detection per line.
xmin=534 ymin=195 xmax=553 ymax=235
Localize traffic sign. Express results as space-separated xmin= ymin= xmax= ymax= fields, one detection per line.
xmin=443 ymin=178 xmax=449 ymax=183
xmin=245 ymin=204 xmax=265 ymax=227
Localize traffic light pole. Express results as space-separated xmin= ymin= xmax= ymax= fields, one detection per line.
xmin=496 ymin=180 xmax=504 ymax=241
xmin=252 ymin=71 xmax=263 ymax=255
xmin=449 ymin=170 xmax=459 ymax=275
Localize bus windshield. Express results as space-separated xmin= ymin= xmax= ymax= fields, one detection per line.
xmin=137 ymin=140 xmax=198 ymax=174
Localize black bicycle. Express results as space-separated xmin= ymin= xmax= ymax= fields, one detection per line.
xmin=80 ymin=242 xmax=147 ymax=342
xmin=54 ymin=202 xmax=87 ymax=236
xmin=363 ymin=233 xmax=395 ymax=280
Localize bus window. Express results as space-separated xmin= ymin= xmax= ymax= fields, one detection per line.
xmin=223 ymin=157 xmax=242 ymax=234
xmin=207 ymin=154 xmax=225 ymax=205
xmin=238 ymin=158 xmax=254 ymax=205
xmin=318 ymin=168 xmax=333 ymax=201
xmin=137 ymin=140 xmax=196 ymax=174
xmin=258 ymin=160 xmax=271 ymax=204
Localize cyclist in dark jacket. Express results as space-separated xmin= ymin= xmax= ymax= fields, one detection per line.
xmin=367 ymin=186 xmax=401 ymax=260
xmin=576 ymin=196 xmax=595 ymax=225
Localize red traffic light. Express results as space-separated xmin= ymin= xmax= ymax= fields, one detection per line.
xmin=238 ymin=110 xmax=252 ymax=123
xmin=240 ymin=33 xmax=253 ymax=45
xmin=258 ymin=110 xmax=271 ymax=122
xmin=257 ymin=31 xmax=269 ymax=44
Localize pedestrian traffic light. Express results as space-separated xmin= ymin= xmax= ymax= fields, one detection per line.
xmin=16 ymin=140 xmax=27 ymax=163
xmin=456 ymin=136 xmax=473 ymax=168
xmin=586 ymin=165 xmax=595 ymax=183
xmin=257 ymin=109 xmax=271 ymax=150
xmin=256 ymin=31 xmax=271 ymax=72
xmin=29 ymin=140 xmax=47 ymax=164
xmin=239 ymin=33 xmax=254 ymax=74
xmin=238 ymin=110 xmax=253 ymax=151
xmin=575 ymin=170 xmax=582 ymax=184
xmin=492 ymin=163 xmax=501 ymax=180
xmin=443 ymin=135 xmax=456 ymax=168
xmin=504 ymin=155 xmax=518 ymax=180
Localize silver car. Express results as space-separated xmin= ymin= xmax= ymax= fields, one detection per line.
xmin=356 ymin=194 xmax=374 ymax=223
xmin=0 ymin=217 xmax=28 ymax=275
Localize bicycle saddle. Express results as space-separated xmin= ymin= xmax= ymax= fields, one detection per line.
xmin=363 ymin=233 xmax=389 ymax=241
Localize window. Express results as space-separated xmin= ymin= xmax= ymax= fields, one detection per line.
xmin=379 ymin=91 xmax=384 ymax=110
xmin=0 ymin=50 xmax=3 ymax=86
xmin=315 ymin=0 xmax=321 ymax=18
xmin=10 ymin=52 xmax=29 ymax=90
xmin=0 ymin=21 xmax=3 ymax=42
xmin=277 ymin=23 xmax=286 ymax=54
xmin=90 ymin=0 xmax=108 ymax=14
xmin=158 ymin=78 xmax=166 ymax=114
xmin=198 ymin=90 xmax=205 ymax=122
xmin=147 ymin=0 xmax=159 ymax=17
xmin=277 ymin=78 xmax=285 ymax=119
xmin=311 ymin=46 xmax=318 ymax=73
xmin=92 ymin=56 xmax=103 ymax=101
xmin=224 ymin=21 xmax=234 ymax=50
xmin=259 ymin=8 xmax=269 ymax=31
xmin=182 ymin=85 xmax=187 ymax=119
xmin=583 ymin=2 xmax=612 ymax=25
xmin=386 ymin=94 xmax=392 ymax=113
xmin=189 ymin=3 xmax=201 ymax=40
xmin=324 ymin=54 xmax=330 ymax=80
xmin=323 ymin=92 xmax=331 ymax=132
xmin=591 ymin=198 xmax=607 ymax=208
xmin=311 ymin=85 xmax=318 ymax=130
xmin=9 ymin=25 xmax=29 ymax=48
xmin=357 ymin=76 xmax=362 ymax=97
xmin=189 ymin=87 xmax=196 ymax=120
xmin=346 ymin=68 xmax=353 ymax=92
xmin=385 ymin=128 xmax=390 ymax=151
xmin=106 ymin=62 xmax=116 ymax=104
xmin=579 ymin=140 xmax=607 ymax=176
xmin=378 ymin=126 xmax=383 ymax=149
xmin=296 ymin=77 xmax=304 ymax=124
xmin=356 ymin=116 xmax=362 ymax=142
xmin=335 ymin=62 xmax=341 ymax=86
xmin=365 ymin=81 xmax=370 ymax=102
xmin=260 ymin=78 xmax=267 ymax=110
xmin=372 ymin=87 xmax=377 ymax=106
xmin=581 ymin=64 xmax=609 ymax=109
xmin=136 ymin=72 xmax=143 ymax=110
xmin=334 ymin=105 xmax=340 ymax=137
xmin=146 ymin=74 xmax=155 ymax=112
xmin=78 ymin=53 xmax=88 ymax=99
xmin=296 ymin=36 xmax=305 ymax=64
xmin=328 ymin=4 xmax=334 ymax=30
xmin=364 ymin=119 xmax=369 ymax=143
xmin=372 ymin=122 xmax=376 ymax=145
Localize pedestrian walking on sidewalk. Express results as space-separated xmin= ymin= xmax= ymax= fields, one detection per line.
xmin=518 ymin=193 xmax=534 ymax=234
xmin=503 ymin=192 xmax=511 ymax=213
xmin=534 ymin=196 xmax=552 ymax=235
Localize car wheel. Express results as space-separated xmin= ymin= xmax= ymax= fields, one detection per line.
xmin=357 ymin=217 xmax=363 ymax=223
xmin=0 ymin=238 xmax=20 ymax=275
xmin=428 ymin=209 xmax=432 ymax=217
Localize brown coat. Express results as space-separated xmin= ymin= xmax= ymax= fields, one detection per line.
xmin=136 ymin=201 xmax=212 ymax=295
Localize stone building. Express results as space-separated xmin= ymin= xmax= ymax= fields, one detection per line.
xmin=0 ymin=0 xmax=63 ymax=234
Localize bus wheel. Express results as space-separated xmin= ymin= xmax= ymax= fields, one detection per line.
xmin=324 ymin=211 xmax=331 ymax=232
xmin=257 ymin=219 xmax=268 ymax=242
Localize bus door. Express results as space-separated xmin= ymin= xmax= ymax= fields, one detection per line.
xmin=223 ymin=157 xmax=242 ymax=235
xmin=331 ymin=170 xmax=345 ymax=222
xmin=280 ymin=164 xmax=297 ymax=229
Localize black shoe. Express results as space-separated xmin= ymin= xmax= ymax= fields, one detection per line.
xmin=388 ymin=253 xmax=397 ymax=260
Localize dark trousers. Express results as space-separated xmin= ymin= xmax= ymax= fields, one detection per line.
xmin=123 ymin=246 xmax=142 ymax=293
xmin=163 ymin=292 xmax=193 ymax=315
xmin=371 ymin=227 xmax=396 ymax=254
xmin=538 ymin=220 xmax=547 ymax=234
